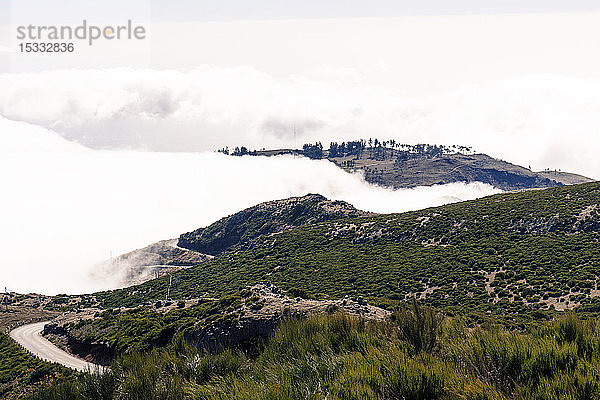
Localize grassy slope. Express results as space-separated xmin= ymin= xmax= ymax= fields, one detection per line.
xmin=0 ymin=333 xmax=74 ymax=399
xmin=95 ymin=182 xmax=600 ymax=317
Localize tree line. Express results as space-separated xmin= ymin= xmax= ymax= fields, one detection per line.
xmin=217 ymin=139 xmax=473 ymax=160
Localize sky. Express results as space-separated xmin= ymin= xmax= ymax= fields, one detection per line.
xmin=3 ymin=0 xmax=600 ymax=23
xmin=0 ymin=2 xmax=599 ymax=294
xmin=2 ymin=2 xmax=600 ymax=87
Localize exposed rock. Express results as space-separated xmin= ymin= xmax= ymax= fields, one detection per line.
xmin=187 ymin=283 xmax=389 ymax=352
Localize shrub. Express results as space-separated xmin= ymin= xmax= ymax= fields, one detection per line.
xmin=384 ymin=360 xmax=446 ymax=400
xmin=392 ymin=297 xmax=443 ymax=354
xmin=326 ymin=304 xmax=340 ymax=314
xmin=286 ymin=287 xmax=315 ymax=299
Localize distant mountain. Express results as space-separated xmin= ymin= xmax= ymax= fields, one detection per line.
xmin=178 ymin=194 xmax=370 ymax=255
xmin=331 ymin=151 xmax=591 ymax=191
xmin=94 ymin=239 xmax=211 ymax=287
xmin=220 ymin=142 xmax=593 ymax=191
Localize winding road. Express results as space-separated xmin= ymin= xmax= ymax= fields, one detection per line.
xmin=10 ymin=321 xmax=105 ymax=372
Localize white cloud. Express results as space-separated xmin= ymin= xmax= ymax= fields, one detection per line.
xmin=0 ymin=68 xmax=598 ymax=179
xmin=0 ymin=116 xmax=499 ymax=295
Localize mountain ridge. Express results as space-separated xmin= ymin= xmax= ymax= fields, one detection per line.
xmin=219 ymin=142 xmax=593 ymax=191
xmin=177 ymin=193 xmax=371 ymax=255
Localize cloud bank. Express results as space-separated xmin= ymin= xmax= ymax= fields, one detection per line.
xmin=0 ymin=116 xmax=499 ymax=295
xmin=0 ymin=68 xmax=599 ymax=179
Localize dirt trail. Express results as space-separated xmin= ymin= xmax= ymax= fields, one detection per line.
xmin=10 ymin=321 xmax=106 ymax=372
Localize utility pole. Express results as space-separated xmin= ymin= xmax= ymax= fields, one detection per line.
xmin=293 ymin=124 xmax=297 ymax=157
xmin=166 ymin=273 xmax=172 ymax=301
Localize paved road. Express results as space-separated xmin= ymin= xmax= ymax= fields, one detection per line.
xmin=10 ymin=321 xmax=105 ymax=372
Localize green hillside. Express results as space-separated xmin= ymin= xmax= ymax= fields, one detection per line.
xmin=95 ymin=182 xmax=600 ymax=317
xmin=178 ymin=193 xmax=369 ymax=255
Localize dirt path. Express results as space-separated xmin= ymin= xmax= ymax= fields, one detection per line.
xmin=10 ymin=321 xmax=106 ymax=372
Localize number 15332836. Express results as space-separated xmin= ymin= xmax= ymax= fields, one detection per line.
xmin=19 ymin=42 xmax=74 ymax=52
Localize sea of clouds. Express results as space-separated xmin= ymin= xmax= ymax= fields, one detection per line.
xmin=0 ymin=68 xmax=598 ymax=178
xmin=0 ymin=116 xmax=500 ymax=295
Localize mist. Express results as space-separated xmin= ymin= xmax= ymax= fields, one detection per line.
xmin=0 ymin=116 xmax=500 ymax=295
xmin=0 ymin=69 xmax=599 ymax=179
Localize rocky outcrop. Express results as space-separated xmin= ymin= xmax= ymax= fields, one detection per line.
xmin=187 ymin=283 xmax=390 ymax=352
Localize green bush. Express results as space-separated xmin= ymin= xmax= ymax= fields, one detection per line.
xmin=392 ymin=297 xmax=443 ymax=354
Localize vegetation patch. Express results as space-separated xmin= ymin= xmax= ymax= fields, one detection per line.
xmin=0 ymin=333 xmax=74 ymax=399
xmin=27 ymin=310 xmax=600 ymax=400
xmin=92 ymin=182 xmax=600 ymax=322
